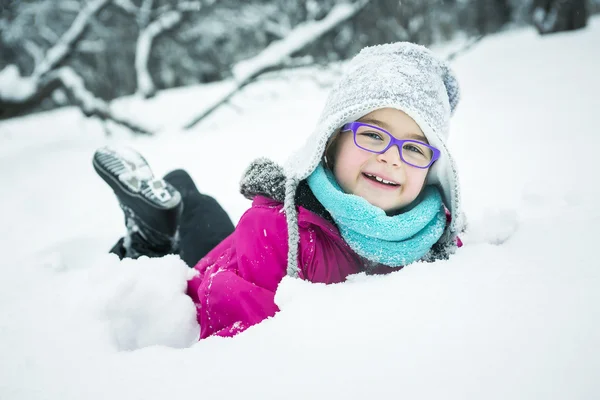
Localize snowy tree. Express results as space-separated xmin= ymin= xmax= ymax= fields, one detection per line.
xmin=111 ymin=0 xmax=209 ymax=98
xmin=1 ymin=0 xmax=567 ymax=124
xmin=0 ymin=0 xmax=212 ymax=133
xmin=0 ymin=0 xmax=115 ymax=119
xmin=183 ymin=0 xmax=370 ymax=129
xmin=532 ymin=0 xmax=589 ymax=34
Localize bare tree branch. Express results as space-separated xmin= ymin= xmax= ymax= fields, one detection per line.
xmin=51 ymin=67 xmax=153 ymax=135
xmin=139 ymin=0 xmax=154 ymax=27
xmin=177 ymin=1 xmax=203 ymax=12
xmin=183 ymin=0 xmax=370 ymax=130
xmin=0 ymin=66 xmax=153 ymax=134
xmin=33 ymin=0 xmax=111 ymax=79
xmin=52 ymin=67 xmax=109 ymax=115
xmin=259 ymin=55 xmax=318 ymax=74
xmin=23 ymin=41 xmax=45 ymax=66
xmin=445 ymin=35 xmax=484 ymax=62
xmin=231 ymin=0 xmax=368 ymax=84
xmin=112 ymin=0 xmax=138 ymax=15
xmin=39 ymin=25 xmax=61 ymax=44
xmin=58 ymin=1 xmax=83 ymax=13
xmin=134 ymin=1 xmax=203 ymax=97
xmin=0 ymin=0 xmax=148 ymax=135
xmin=136 ymin=10 xmax=182 ymax=97
xmin=154 ymin=1 xmax=202 ymax=16
xmin=76 ymin=39 xmax=107 ymax=53
xmin=0 ymin=0 xmax=108 ymax=100
xmin=264 ymin=19 xmax=291 ymax=39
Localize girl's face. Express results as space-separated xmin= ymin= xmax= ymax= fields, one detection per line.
xmin=332 ymin=108 xmax=430 ymax=213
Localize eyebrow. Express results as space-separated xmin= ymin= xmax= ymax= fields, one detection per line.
xmin=358 ymin=117 xmax=429 ymax=144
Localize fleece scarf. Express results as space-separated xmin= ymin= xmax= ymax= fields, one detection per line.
xmin=307 ymin=163 xmax=446 ymax=267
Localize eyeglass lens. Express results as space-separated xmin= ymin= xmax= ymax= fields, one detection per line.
xmin=354 ymin=124 xmax=433 ymax=168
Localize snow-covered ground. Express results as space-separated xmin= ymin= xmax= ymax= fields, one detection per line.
xmin=1 ymin=19 xmax=600 ymax=400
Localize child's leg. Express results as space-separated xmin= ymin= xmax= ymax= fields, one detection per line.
xmin=94 ymin=147 xmax=182 ymax=260
xmin=163 ymin=169 xmax=235 ymax=267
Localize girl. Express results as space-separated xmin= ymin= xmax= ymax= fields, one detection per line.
xmin=94 ymin=42 xmax=465 ymax=340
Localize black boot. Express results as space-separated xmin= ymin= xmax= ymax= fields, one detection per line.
xmin=94 ymin=146 xmax=183 ymax=258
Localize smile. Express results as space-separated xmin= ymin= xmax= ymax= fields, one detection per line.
xmin=362 ymin=173 xmax=400 ymax=187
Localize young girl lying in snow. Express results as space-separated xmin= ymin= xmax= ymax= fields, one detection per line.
xmin=94 ymin=42 xmax=465 ymax=340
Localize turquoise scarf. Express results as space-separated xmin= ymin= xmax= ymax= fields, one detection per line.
xmin=306 ymin=163 xmax=446 ymax=267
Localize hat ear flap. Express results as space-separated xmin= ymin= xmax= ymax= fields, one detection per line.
xmin=442 ymin=65 xmax=460 ymax=115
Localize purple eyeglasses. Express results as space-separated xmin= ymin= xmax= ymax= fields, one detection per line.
xmin=341 ymin=122 xmax=440 ymax=169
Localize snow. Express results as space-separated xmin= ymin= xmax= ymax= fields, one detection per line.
xmin=1 ymin=17 xmax=600 ymax=400
xmin=0 ymin=64 xmax=37 ymax=102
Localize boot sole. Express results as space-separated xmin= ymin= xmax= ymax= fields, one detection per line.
xmin=93 ymin=146 xmax=182 ymax=211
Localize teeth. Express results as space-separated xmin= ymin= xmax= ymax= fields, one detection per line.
xmin=366 ymin=173 xmax=398 ymax=186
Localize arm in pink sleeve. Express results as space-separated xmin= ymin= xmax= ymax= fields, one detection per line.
xmin=188 ymin=201 xmax=289 ymax=339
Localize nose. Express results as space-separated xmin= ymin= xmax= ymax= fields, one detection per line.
xmin=376 ymin=145 xmax=403 ymax=167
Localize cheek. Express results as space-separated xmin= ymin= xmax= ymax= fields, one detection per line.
xmin=405 ymin=170 xmax=429 ymax=196
xmin=332 ymin=140 xmax=368 ymax=188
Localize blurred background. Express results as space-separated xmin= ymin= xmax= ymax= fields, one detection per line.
xmin=1 ymin=0 xmax=597 ymax=131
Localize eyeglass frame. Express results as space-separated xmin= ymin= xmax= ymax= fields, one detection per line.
xmin=341 ymin=122 xmax=441 ymax=169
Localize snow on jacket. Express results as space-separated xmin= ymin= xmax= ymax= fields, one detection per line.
xmin=186 ymin=193 xmax=362 ymax=339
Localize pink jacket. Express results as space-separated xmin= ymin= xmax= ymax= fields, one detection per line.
xmin=186 ymin=195 xmax=363 ymax=339
xmin=187 ymin=194 xmax=461 ymax=339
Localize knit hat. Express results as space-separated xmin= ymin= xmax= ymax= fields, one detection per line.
xmin=281 ymin=42 xmax=465 ymax=277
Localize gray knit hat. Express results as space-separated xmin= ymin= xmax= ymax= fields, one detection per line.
xmin=282 ymin=42 xmax=465 ymax=276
